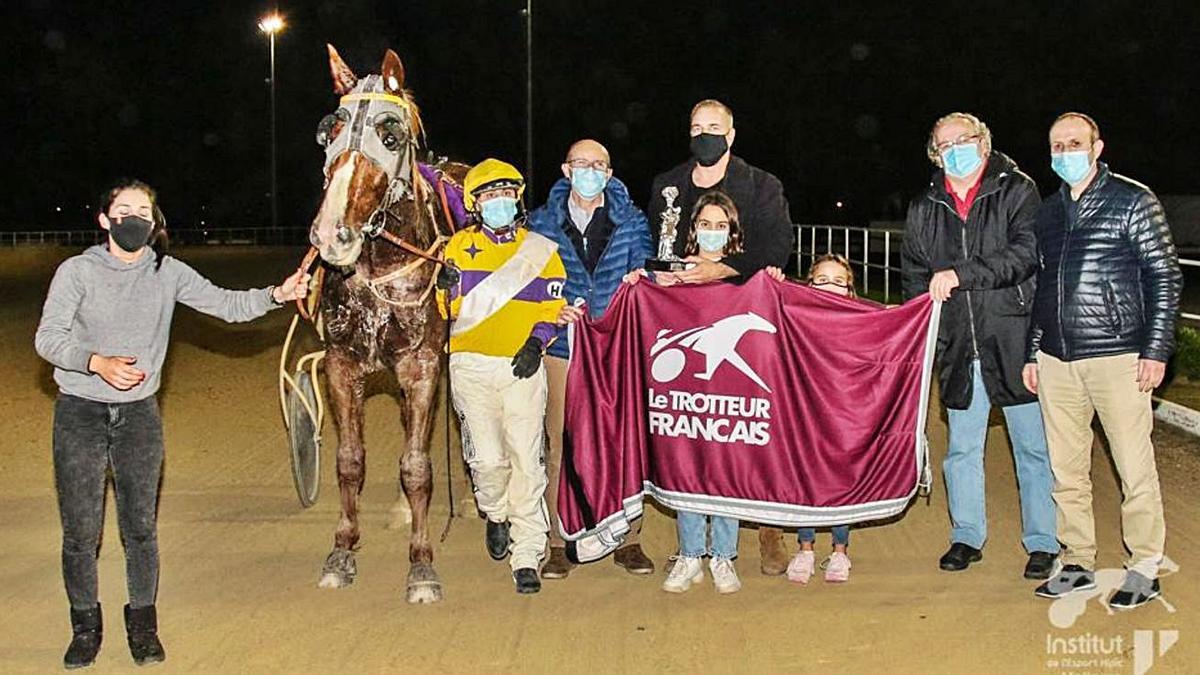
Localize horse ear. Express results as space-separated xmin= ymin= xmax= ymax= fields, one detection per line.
xmin=327 ymin=44 xmax=358 ymax=95
xmin=381 ymin=50 xmax=405 ymax=93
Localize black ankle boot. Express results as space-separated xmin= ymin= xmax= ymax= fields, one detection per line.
xmin=64 ymin=604 xmax=102 ymax=669
xmin=123 ymin=604 xmax=165 ymax=666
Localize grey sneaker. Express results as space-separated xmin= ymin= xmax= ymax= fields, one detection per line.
xmin=1035 ymin=564 xmax=1097 ymax=598
xmin=1109 ymin=571 xmax=1161 ymax=610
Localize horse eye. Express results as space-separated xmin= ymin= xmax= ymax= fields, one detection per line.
xmin=374 ymin=114 xmax=405 ymax=152
xmin=316 ymin=109 xmax=350 ymax=147
xmin=316 ymin=114 xmax=336 ymax=147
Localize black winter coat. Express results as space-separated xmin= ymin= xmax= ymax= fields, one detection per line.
xmin=1027 ymin=163 xmax=1182 ymax=363
xmin=647 ymin=155 xmax=793 ymax=281
xmin=902 ymin=152 xmax=1040 ymax=410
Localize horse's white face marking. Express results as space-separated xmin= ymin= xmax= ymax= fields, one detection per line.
xmin=313 ymin=155 xmax=363 ymax=265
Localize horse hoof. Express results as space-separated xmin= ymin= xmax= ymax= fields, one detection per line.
xmin=406 ymin=581 xmax=443 ymax=604
xmin=318 ymin=572 xmax=350 ymax=589
xmin=319 ymin=549 xmax=357 ymax=588
xmin=406 ymin=563 xmax=443 ymax=604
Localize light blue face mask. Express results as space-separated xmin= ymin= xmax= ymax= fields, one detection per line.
xmin=480 ymin=196 xmax=518 ymax=231
xmin=570 ymin=167 xmax=608 ymax=199
xmin=1051 ymin=150 xmax=1093 ymax=186
xmin=941 ymin=143 xmax=983 ymax=179
xmin=696 ymin=229 xmax=729 ymax=253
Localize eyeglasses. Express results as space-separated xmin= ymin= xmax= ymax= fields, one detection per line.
xmin=932 ymin=133 xmax=981 ymax=154
xmin=565 ymin=158 xmax=610 ymax=171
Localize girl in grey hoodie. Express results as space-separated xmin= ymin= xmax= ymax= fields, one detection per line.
xmin=34 ymin=179 xmax=309 ymax=669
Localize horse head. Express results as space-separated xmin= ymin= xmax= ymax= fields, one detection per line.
xmin=310 ymin=45 xmax=423 ymax=267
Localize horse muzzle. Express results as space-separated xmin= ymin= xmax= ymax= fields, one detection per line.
xmin=313 ymin=225 xmax=364 ymax=267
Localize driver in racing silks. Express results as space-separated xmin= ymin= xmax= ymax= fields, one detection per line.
xmin=436 ymin=159 xmax=567 ymax=594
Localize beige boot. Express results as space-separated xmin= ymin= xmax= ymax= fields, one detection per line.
xmin=759 ymin=527 xmax=789 ymax=576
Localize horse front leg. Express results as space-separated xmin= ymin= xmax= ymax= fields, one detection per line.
xmin=318 ymin=352 xmax=367 ymax=589
xmin=396 ymin=350 xmax=443 ymax=604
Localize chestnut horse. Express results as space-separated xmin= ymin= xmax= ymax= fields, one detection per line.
xmin=308 ymin=45 xmax=465 ymax=604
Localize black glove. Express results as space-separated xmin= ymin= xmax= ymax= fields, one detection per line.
xmin=436 ymin=263 xmax=460 ymax=291
xmin=511 ymin=337 xmax=543 ymax=379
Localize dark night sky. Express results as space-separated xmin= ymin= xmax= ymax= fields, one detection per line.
xmin=5 ymin=1 xmax=1199 ymax=232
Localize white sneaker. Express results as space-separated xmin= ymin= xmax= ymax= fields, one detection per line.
xmin=710 ymin=557 xmax=742 ymax=594
xmin=823 ymin=552 xmax=852 ymax=583
xmin=662 ymin=556 xmax=704 ymax=593
xmin=787 ymin=550 xmax=816 ymax=584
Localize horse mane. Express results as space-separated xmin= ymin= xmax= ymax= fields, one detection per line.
xmin=400 ymin=88 xmax=426 ymax=148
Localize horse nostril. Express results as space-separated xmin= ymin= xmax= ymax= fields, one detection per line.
xmin=336 ymin=226 xmax=351 ymax=244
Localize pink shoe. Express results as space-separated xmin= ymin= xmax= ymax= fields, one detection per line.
xmin=823 ymin=552 xmax=852 ymax=582
xmin=786 ymin=550 xmax=816 ymax=584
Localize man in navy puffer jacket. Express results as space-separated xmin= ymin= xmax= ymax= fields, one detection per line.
xmin=1025 ymin=113 xmax=1183 ymax=609
xmin=526 ymin=139 xmax=652 ymax=579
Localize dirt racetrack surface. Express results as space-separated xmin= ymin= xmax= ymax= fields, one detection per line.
xmin=0 ymin=246 xmax=1195 ymax=674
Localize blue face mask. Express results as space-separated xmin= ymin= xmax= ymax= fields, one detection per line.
xmin=696 ymin=229 xmax=729 ymax=253
xmin=479 ymin=196 xmax=518 ymax=231
xmin=941 ymin=143 xmax=983 ymax=179
xmin=570 ymin=167 xmax=608 ymax=199
xmin=1051 ymin=150 xmax=1093 ymax=186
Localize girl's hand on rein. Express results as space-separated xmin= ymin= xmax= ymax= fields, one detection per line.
xmin=88 ymin=354 xmax=146 ymax=391
xmin=274 ymin=269 xmax=312 ymax=303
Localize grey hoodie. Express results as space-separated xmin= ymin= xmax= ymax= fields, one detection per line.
xmin=35 ymin=244 xmax=279 ymax=403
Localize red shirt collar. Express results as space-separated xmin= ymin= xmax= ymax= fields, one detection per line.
xmin=944 ymin=160 xmax=987 ymax=221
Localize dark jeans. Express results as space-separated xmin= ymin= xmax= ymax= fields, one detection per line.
xmin=53 ymin=393 xmax=163 ymax=610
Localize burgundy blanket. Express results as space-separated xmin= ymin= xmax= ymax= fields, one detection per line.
xmin=558 ymin=272 xmax=940 ymax=562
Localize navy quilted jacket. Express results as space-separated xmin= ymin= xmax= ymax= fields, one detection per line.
xmin=1027 ymin=163 xmax=1182 ymax=363
xmin=527 ymin=176 xmax=652 ymax=358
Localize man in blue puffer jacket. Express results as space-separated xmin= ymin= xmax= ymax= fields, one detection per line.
xmin=527 ymin=139 xmax=652 ymax=580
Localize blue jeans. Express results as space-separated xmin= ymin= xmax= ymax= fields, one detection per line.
xmin=944 ymin=361 xmax=1059 ymax=554
xmin=677 ymin=510 xmax=739 ymax=560
xmin=798 ymin=525 xmax=850 ymax=547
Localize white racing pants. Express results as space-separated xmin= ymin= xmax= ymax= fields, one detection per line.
xmin=450 ymin=352 xmax=549 ymax=571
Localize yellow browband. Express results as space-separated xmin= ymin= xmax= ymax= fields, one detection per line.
xmin=339 ymin=92 xmax=410 ymax=108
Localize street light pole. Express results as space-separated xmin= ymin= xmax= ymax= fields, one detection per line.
xmin=258 ymin=14 xmax=285 ymax=230
xmin=269 ymin=30 xmax=277 ymax=230
xmin=523 ymin=0 xmax=533 ymax=194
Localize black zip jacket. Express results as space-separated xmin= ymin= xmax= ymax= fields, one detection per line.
xmin=902 ymin=151 xmax=1040 ymax=410
xmin=647 ymin=155 xmax=793 ymax=282
xmin=1027 ymin=163 xmax=1182 ymax=364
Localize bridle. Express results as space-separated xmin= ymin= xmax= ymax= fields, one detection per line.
xmin=301 ymin=75 xmax=458 ymax=317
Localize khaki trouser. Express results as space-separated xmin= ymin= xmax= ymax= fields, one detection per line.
xmin=450 ymin=352 xmax=549 ymax=571
xmin=1036 ymin=351 xmax=1166 ymax=578
xmin=544 ymin=355 xmax=642 ymax=549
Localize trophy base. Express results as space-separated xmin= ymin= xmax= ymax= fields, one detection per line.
xmin=645 ymin=257 xmax=689 ymax=272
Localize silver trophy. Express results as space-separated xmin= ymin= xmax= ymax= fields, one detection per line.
xmin=646 ymin=186 xmax=687 ymax=271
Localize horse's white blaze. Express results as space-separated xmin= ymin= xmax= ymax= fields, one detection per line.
xmin=314 ymin=154 xmax=357 ymax=247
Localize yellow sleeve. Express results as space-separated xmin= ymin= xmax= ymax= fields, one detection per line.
xmin=540 ymin=251 xmax=567 ymax=335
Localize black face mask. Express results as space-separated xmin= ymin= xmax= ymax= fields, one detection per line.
xmin=109 ymin=215 xmax=154 ymax=253
xmin=690 ymin=133 xmax=729 ymax=167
